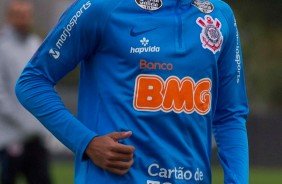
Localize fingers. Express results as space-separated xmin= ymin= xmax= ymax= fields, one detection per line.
xmin=98 ymin=148 xmax=134 ymax=175
xmin=108 ymin=131 xmax=135 ymax=153
xmin=106 ymin=131 xmax=135 ymax=154
xmin=104 ymin=159 xmax=134 ymax=175
xmin=86 ymin=131 xmax=135 ymax=175
xmin=112 ymin=143 xmax=135 ymax=154
xmin=108 ymin=131 xmax=133 ymax=141
xmin=107 ymin=151 xmax=134 ymax=161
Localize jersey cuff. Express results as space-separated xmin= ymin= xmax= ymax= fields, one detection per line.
xmin=79 ymin=132 xmax=98 ymax=161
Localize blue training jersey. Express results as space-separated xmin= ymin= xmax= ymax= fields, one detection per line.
xmin=16 ymin=0 xmax=249 ymax=183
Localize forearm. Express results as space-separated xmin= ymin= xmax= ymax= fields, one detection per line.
xmin=15 ymin=72 xmax=97 ymax=159
xmin=213 ymin=121 xmax=249 ymax=184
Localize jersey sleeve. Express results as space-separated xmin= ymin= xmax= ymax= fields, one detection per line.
xmin=213 ymin=5 xmax=249 ymax=184
xmin=15 ymin=0 xmax=101 ymax=160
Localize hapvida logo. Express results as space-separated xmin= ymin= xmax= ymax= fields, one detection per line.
xmin=140 ymin=37 xmax=149 ymax=46
xmin=130 ymin=37 xmax=160 ymax=54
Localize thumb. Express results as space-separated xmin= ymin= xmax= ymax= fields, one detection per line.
xmin=108 ymin=131 xmax=133 ymax=141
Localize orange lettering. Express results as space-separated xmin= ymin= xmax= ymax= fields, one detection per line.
xmin=134 ymin=75 xmax=163 ymax=111
xmin=139 ymin=59 xmax=173 ymax=70
xmin=194 ymin=79 xmax=212 ymax=114
xmin=163 ymin=77 xmax=194 ymax=113
xmin=133 ymin=75 xmax=211 ymax=115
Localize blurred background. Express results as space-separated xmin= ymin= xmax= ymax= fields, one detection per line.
xmin=0 ymin=0 xmax=281 ymax=183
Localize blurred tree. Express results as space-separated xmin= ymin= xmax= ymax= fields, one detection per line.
xmin=1 ymin=0 xmax=281 ymax=109
xmin=226 ymin=0 xmax=282 ymax=109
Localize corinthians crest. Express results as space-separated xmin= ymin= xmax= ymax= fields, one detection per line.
xmin=135 ymin=0 xmax=163 ymax=11
xmin=196 ymin=15 xmax=223 ymax=54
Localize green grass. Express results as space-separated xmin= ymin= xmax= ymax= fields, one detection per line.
xmin=250 ymin=167 xmax=282 ymax=184
xmin=213 ymin=166 xmax=282 ymax=184
xmin=17 ymin=161 xmax=282 ymax=184
xmin=50 ymin=161 xmax=74 ymax=184
xmin=17 ymin=160 xmax=74 ymax=184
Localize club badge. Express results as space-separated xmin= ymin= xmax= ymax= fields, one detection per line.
xmin=135 ymin=0 xmax=163 ymax=11
xmin=192 ymin=0 xmax=214 ymax=14
xmin=196 ymin=15 xmax=223 ymax=54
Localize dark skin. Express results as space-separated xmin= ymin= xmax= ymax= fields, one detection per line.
xmin=85 ymin=131 xmax=135 ymax=175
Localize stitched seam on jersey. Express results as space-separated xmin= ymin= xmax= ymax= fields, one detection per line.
xmin=98 ymin=0 xmax=125 ymax=50
xmin=216 ymin=4 xmax=234 ymax=65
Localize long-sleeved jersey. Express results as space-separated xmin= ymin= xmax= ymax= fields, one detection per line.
xmin=15 ymin=0 xmax=249 ymax=183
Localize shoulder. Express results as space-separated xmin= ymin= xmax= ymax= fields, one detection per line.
xmin=210 ymin=0 xmax=233 ymax=11
xmin=191 ymin=0 xmax=235 ymax=20
xmin=68 ymin=0 xmax=123 ymax=15
xmin=58 ymin=0 xmax=124 ymax=27
xmin=210 ymin=0 xmax=235 ymax=19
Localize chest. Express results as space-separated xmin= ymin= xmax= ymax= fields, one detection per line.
xmin=96 ymin=5 xmax=227 ymax=79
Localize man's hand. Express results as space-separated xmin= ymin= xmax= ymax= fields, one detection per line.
xmin=85 ymin=131 xmax=135 ymax=175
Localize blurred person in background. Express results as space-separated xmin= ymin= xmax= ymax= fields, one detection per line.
xmin=0 ymin=0 xmax=51 ymax=183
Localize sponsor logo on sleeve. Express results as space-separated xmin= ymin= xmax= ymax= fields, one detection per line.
xmin=49 ymin=48 xmax=60 ymax=59
xmin=49 ymin=1 xmax=91 ymax=59
xmin=234 ymin=18 xmax=241 ymax=84
xmin=196 ymin=15 xmax=223 ymax=54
